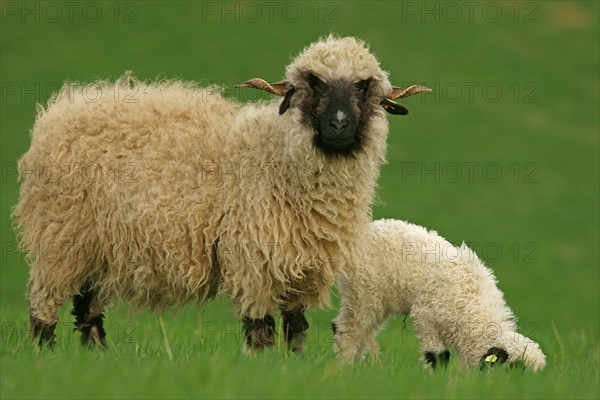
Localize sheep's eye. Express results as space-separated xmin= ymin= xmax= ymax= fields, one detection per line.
xmin=308 ymin=74 xmax=325 ymax=90
xmin=356 ymin=79 xmax=370 ymax=93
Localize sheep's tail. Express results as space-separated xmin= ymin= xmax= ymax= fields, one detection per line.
xmin=505 ymin=332 xmax=547 ymax=371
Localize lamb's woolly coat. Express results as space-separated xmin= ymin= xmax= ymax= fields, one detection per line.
xmin=15 ymin=36 xmax=392 ymax=323
xmin=334 ymin=219 xmax=546 ymax=371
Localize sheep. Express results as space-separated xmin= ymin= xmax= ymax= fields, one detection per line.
xmin=13 ymin=35 xmax=431 ymax=352
xmin=332 ymin=219 xmax=546 ymax=371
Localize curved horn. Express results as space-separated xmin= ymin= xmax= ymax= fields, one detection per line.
xmin=387 ymin=85 xmax=432 ymax=100
xmin=235 ymin=78 xmax=289 ymax=96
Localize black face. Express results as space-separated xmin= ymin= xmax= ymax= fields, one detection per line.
xmin=298 ymin=73 xmax=374 ymax=157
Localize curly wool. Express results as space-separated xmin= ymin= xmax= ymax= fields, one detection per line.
xmin=15 ymin=36 xmax=392 ymax=322
xmin=334 ymin=219 xmax=546 ymax=371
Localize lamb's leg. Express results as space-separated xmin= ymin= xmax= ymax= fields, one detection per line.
xmin=332 ymin=309 xmax=380 ymax=363
xmin=281 ymin=306 xmax=309 ymax=353
xmin=413 ymin=316 xmax=449 ymax=370
xmin=423 ymin=349 xmax=451 ymax=370
xmin=242 ymin=315 xmax=275 ymax=353
xmin=72 ymin=282 xmax=107 ymax=348
xmin=364 ymin=331 xmax=381 ymax=363
xmin=332 ymin=318 xmax=363 ymax=362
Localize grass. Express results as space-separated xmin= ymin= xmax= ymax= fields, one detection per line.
xmin=1 ymin=304 xmax=598 ymax=399
xmin=1 ymin=1 xmax=599 ymax=399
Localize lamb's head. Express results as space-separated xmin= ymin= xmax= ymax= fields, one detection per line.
xmin=237 ymin=36 xmax=430 ymax=157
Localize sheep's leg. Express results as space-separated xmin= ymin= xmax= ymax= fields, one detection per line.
xmin=28 ymin=271 xmax=64 ymax=348
xmin=72 ymin=282 xmax=107 ymax=348
xmin=242 ymin=315 xmax=275 ymax=353
xmin=281 ymin=306 xmax=309 ymax=353
xmin=29 ymin=311 xmax=58 ymax=349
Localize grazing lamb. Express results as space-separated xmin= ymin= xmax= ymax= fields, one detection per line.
xmin=14 ymin=36 xmax=430 ymax=352
xmin=332 ymin=219 xmax=546 ymax=371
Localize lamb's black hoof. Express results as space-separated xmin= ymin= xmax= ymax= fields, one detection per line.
xmin=331 ymin=321 xmax=338 ymax=335
xmin=424 ymin=350 xmax=450 ymax=370
xmin=480 ymin=347 xmax=509 ymax=370
xmin=438 ymin=349 xmax=451 ymax=368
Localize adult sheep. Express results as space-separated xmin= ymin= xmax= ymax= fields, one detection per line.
xmin=14 ymin=36 xmax=430 ymax=352
xmin=332 ymin=219 xmax=546 ymax=371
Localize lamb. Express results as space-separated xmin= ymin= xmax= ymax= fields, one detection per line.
xmin=332 ymin=219 xmax=546 ymax=371
xmin=13 ymin=35 xmax=430 ymax=352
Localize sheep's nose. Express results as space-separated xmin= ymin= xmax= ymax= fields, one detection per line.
xmin=329 ymin=112 xmax=349 ymax=134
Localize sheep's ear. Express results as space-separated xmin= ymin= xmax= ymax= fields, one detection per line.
xmin=235 ymin=78 xmax=290 ymax=96
xmin=382 ymin=84 xmax=432 ymax=115
xmin=387 ymin=85 xmax=432 ymax=100
xmin=278 ymin=87 xmax=296 ymax=115
xmin=381 ymin=98 xmax=409 ymax=115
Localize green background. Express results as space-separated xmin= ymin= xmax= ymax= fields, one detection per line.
xmin=1 ymin=1 xmax=598 ymax=399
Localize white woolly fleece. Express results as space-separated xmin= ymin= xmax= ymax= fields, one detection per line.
xmin=334 ymin=219 xmax=546 ymax=371
xmin=15 ymin=36 xmax=394 ymax=323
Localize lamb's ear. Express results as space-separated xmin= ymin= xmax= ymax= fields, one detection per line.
xmin=235 ymin=78 xmax=290 ymax=96
xmin=381 ymin=84 xmax=432 ymax=116
xmin=278 ymin=87 xmax=296 ymax=115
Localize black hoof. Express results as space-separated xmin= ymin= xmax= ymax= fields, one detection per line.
xmin=438 ymin=349 xmax=451 ymax=367
xmin=242 ymin=315 xmax=276 ymax=351
xmin=282 ymin=307 xmax=309 ymax=352
xmin=30 ymin=314 xmax=57 ymax=349
xmin=76 ymin=314 xmax=107 ymax=348
xmin=331 ymin=321 xmax=338 ymax=335
xmin=72 ymin=285 xmax=106 ymax=348
xmin=424 ymin=350 xmax=451 ymax=370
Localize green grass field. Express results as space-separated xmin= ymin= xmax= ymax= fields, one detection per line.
xmin=1 ymin=1 xmax=598 ymax=399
